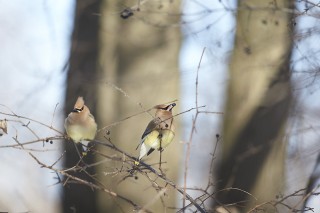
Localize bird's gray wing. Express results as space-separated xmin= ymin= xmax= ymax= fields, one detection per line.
xmin=135 ymin=118 xmax=159 ymax=150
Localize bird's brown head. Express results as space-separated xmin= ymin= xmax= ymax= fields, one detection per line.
xmin=72 ymin=96 xmax=85 ymax=113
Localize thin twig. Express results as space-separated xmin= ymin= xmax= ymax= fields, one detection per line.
xmin=50 ymin=103 xmax=59 ymax=127
xmin=28 ymin=152 xmax=150 ymax=212
xmin=183 ymin=47 xmax=206 ymax=212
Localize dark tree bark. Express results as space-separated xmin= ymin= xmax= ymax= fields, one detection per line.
xmin=63 ymin=1 xmax=101 ymax=212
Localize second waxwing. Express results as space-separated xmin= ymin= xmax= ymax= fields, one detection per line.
xmin=136 ymin=103 xmax=176 ymax=161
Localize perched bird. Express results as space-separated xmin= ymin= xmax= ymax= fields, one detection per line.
xmin=64 ymin=97 xmax=97 ymax=146
xmin=136 ymin=103 xmax=176 ymax=162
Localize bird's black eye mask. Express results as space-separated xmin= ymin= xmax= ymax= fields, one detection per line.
xmin=162 ymin=103 xmax=176 ymax=111
xmin=72 ymin=106 xmax=84 ymax=113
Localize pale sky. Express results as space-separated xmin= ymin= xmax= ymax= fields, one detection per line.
xmin=0 ymin=1 xmax=74 ymax=212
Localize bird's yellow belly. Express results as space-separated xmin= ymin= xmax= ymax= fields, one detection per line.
xmin=143 ymin=130 xmax=175 ymax=150
xmin=67 ymin=125 xmax=96 ymax=143
xmin=159 ymin=129 xmax=175 ymax=148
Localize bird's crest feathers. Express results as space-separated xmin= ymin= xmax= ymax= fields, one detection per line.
xmin=74 ymin=96 xmax=85 ymax=110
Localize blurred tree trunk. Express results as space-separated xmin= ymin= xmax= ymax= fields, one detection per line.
xmin=95 ymin=1 xmax=181 ymax=212
xmin=64 ymin=0 xmax=101 ymax=212
xmin=216 ymin=0 xmax=294 ymax=212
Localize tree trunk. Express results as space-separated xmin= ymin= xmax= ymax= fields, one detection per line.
xmin=96 ymin=1 xmax=181 ymax=212
xmin=216 ymin=0 xmax=294 ymax=212
xmin=63 ymin=1 xmax=101 ymax=212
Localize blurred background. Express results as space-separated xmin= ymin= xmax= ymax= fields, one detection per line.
xmin=0 ymin=0 xmax=320 ymax=212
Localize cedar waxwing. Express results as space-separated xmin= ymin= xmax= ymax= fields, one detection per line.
xmin=64 ymin=97 xmax=97 ymax=144
xmin=136 ymin=103 xmax=176 ymax=161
